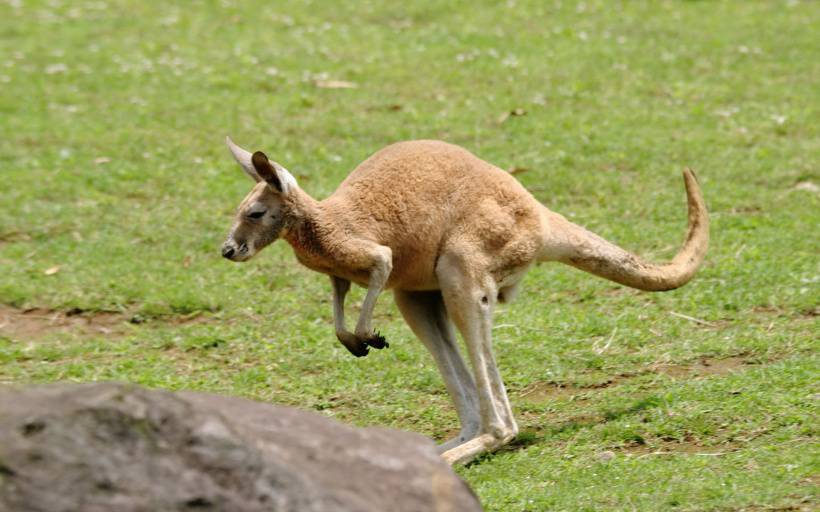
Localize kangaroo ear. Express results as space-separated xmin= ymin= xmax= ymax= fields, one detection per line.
xmin=225 ymin=136 xmax=298 ymax=193
xmin=251 ymin=151 xmax=284 ymax=193
xmin=225 ymin=136 xmax=261 ymax=183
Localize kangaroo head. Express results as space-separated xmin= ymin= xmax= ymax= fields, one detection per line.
xmin=222 ymin=137 xmax=299 ymax=262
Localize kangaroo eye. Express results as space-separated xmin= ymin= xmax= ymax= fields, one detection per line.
xmin=248 ymin=211 xmax=266 ymax=219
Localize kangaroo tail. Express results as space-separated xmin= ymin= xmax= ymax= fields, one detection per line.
xmin=540 ymin=169 xmax=709 ymax=291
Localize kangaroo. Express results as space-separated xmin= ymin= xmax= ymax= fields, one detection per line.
xmin=221 ymin=137 xmax=709 ymax=464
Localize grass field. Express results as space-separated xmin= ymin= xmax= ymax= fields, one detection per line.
xmin=1 ymin=0 xmax=818 ymax=510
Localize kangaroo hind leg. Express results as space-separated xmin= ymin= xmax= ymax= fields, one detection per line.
xmin=394 ymin=289 xmax=480 ymax=452
xmin=435 ymin=250 xmax=518 ymax=465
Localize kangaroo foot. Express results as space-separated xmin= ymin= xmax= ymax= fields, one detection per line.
xmin=336 ymin=331 xmax=370 ymax=357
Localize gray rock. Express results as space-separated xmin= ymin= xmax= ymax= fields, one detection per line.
xmin=0 ymin=382 xmax=482 ymax=512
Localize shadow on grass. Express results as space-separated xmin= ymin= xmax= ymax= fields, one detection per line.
xmin=545 ymin=394 xmax=662 ymax=437
xmin=466 ymin=394 xmax=664 ymax=466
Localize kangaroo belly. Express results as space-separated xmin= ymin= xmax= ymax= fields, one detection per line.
xmin=384 ymin=239 xmax=442 ymax=290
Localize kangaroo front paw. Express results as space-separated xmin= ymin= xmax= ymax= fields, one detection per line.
xmin=336 ymin=332 xmax=369 ymax=358
xmin=362 ymin=330 xmax=389 ymax=350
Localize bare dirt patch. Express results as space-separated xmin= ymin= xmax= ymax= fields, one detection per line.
xmin=0 ymin=306 xmax=126 ymax=339
xmin=519 ymin=355 xmax=757 ymax=405
xmin=798 ymin=306 xmax=818 ymax=318
xmin=0 ymin=230 xmax=32 ymax=245
xmin=618 ymin=438 xmax=741 ymax=458
xmin=0 ymin=305 xmax=210 ymax=341
xmin=651 ymin=355 xmax=751 ymax=379
xmin=518 ymin=378 xmax=624 ymax=403
xmin=519 ymin=383 xmax=583 ymax=401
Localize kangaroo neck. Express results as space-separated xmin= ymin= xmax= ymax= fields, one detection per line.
xmin=282 ymin=190 xmax=337 ymax=269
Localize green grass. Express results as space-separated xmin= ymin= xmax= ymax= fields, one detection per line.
xmin=1 ymin=1 xmax=818 ymax=510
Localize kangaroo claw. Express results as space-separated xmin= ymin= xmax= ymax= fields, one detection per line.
xmin=364 ymin=331 xmax=388 ymax=349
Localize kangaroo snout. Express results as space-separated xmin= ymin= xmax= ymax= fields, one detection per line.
xmin=221 ymin=240 xmax=250 ymax=261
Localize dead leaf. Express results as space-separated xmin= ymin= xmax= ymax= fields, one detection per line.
xmin=44 ymin=266 xmax=60 ymax=275
xmin=793 ymin=181 xmax=819 ymax=194
xmin=182 ymin=256 xmax=191 ymax=268
xmin=497 ymin=108 xmax=527 ymax=124
xmin=597 ymin=451 xmax=616 ymax=462
xmin=94 ymin=157 xmax=111 ymax=165
xmin=508 ymin=166 xmax=529 ymax=175
xmin=367 ymin=104 xmax=403 ymax=112
xmin=45 ymin=63 xmax=68 ymax=75
xmin=314 ymin=80 xmax=358 ymax=89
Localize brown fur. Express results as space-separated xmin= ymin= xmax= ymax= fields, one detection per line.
xmin=282 ymin=141 xmax=546 ymax=290
xmin=222 ymin=138 xmax=709 ymax=464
